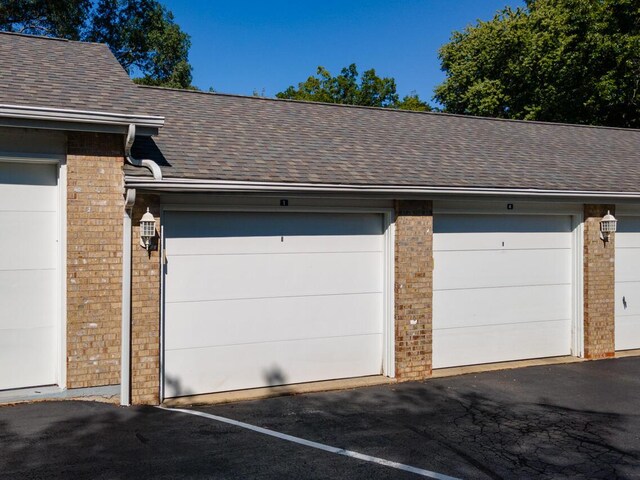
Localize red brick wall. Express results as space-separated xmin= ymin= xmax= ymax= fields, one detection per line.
xmin=583 ymin=204 xmax=616 ymax=359
xmin=66 ymin=133 xmax=124 ymax=388
xmin=394 ymin=200 xmax=433 ymax=380
xmin=130 ymin=194 xmax=162 ymax=404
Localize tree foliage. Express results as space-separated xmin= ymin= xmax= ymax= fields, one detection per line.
xmin=0 ymin=0 xmax=193 ymax=89
xmin=435 ymin=0 xmax=640 ymax=128
xmin=396 ymin=91 xmax=432 ymax=112
xmin=277 ymin=64 xmax=431 ymax=111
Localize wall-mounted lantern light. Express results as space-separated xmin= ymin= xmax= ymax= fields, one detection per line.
xmin=600 ymin=210 xmax=617 ymax=242
xmin=140 ymin=208 xmax=156 ymax=250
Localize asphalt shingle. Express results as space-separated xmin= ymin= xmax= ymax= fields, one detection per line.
xmin=1 ymin=31 xmax=639 ymax=193
xmin=129 ymin=86 xmax=640 ymax=192
xmin=0 ymin=32 xmax=154 ymax=116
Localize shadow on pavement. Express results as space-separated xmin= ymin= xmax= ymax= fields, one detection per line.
xmin=2 ymin=359 xmax=640 ymax=479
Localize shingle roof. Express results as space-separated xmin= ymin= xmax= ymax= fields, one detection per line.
xmin=129 ymin=86 xmax=640 ymax=192
xmin=1 ymin=32 xmax=638 ymax=193
xmin=0 ymin=32 xmax=155 ymax=116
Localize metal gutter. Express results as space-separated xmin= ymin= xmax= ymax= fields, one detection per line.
xmin=125 ymin=124 xmax=162 ymax=180
xmin=124 ymin=177 xmax=640 ymax=199
xmin=0 ymin=104 xmax=164 ymax=129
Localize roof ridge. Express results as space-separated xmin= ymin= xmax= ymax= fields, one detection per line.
xmin=0 ymin=30 xmax=104 ymax=46
xmin=136 ymin=85 xmax=640 ymax=133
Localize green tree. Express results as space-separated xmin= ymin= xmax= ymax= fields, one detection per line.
xmin=0 ymin=0 xmax=89 ymax=39
xmin=434 ymin=0 xmax=640 ymax=128
xmin=396 ymin=91 xmax=431 ymax=112
xmin=0 ymin=0 xmax=193 ymax=89
xmin=277 ymin=64 xmax=431 ymax=111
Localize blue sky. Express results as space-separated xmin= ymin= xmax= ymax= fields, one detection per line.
xmin=163 ymin=0 xmax=524 ymax=104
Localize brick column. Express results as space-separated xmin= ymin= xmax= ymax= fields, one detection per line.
xmin=130 ymin=194 xmax=162 ymax=404
xmin=394 ymin=200 xmax=433 ymax=380
xmin=583 ymin=204 xmax=616 ymax=359
xmin=66 ymin=133 xmax=124 ymax=388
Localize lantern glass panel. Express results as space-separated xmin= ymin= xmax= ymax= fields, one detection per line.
xmin=142 ymin=221 xmax=154 ymax=237
xmin=601 ymin=220 xmax=616 ymax=233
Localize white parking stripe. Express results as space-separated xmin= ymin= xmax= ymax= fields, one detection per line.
xmin=158 ymin=406 xmax=460 ymax=480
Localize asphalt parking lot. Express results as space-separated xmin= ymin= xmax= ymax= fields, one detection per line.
xmin=1 ymin=357 xmax=640 ymax=479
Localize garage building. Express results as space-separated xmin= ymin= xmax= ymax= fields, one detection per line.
xmin=0 ymin=32 xmax=638 ymax=405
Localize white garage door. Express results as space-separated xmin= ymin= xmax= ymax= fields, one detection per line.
xmin=163 ymin=211 xmax=385 ymax=397
xmin=615 ymin=216 xmax=640 ymax=351
xmin=0 ymin=162 xmax=58 ymax=390
xmin=433 ymin=214 xmax=573 ymax=369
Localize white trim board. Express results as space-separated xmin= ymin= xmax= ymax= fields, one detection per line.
xmin=571 ymin=213 xmax=585 ymax=357
xmin=57 ymin=159 xmax=68 ymax=388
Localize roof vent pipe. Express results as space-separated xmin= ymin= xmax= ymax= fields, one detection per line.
xmin=125 ymin=124 xmax=162 ymax=180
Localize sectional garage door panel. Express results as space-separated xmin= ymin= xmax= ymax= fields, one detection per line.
xmin=165 ymin=293 xmax=382 ymax=351
xmin=0 ymin=269 xmax=57 ymax=390
xmin=433 ymin=214 xmax=573 ymax=369
xmin=0 ymin=323 xmax=56 ymax=391
xmin=617 ymin=218 xmax=640 ymax=249
xmin=166 ymin=211 xmax=382 ymax=255
xmin=433 ymin=319 xmax=572 ymax=369
xmin=165 ymin=335 xmax=383 ymax=396
xmin=0 ymin=211 xmax=57 ymax=271
xmin=434 ymin=284 xmax=572 ymax=330
xmin=163 ymin=211 xmax=385 ymax=397
xmin=615 ymin=216 xmax=640 ymax=351
xmin=434 ymin=214 xmax=573 ymax=251
xmin=433 ymin=249 xmax=572 ymax=291
xmin=166 ymin=251 xmax=382 ymax=304
xmin=0 ymin=162 xmax=58 ymax=390
xmin=0 ymin=162 xmax=58 ymax=209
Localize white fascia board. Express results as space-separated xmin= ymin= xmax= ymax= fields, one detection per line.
xmin=124 ymin=176 xmax=640 ymax=199
xmin=0 ymin=104 xmax=164 ymax=129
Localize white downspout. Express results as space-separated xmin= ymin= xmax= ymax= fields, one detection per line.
xmin=121 ymin=188 xmax=136 ymax=406
xmin=125 ymin=124 xmax=162 ymax=180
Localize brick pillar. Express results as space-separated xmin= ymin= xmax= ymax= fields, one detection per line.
xmin=130 ymin=194 xmax=162 ymax=404
xmin=394 ymin=200 xmax=433 ymax=380
xmin=583 ymin=204 xmax=616 ymax=359
xmin=66 ymin=133 xmax=124 ymax=388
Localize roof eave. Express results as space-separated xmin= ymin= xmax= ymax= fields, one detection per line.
xmin=124 ymin=176 xmax=640 ymax=200
xmin=0 ymin=104 xmax=164 ymax=136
